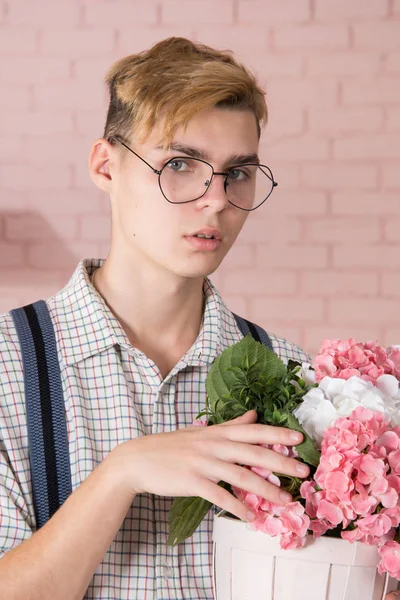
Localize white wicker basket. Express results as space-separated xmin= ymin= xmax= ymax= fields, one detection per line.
xmin=212 ymin=512 xmax=398 ymax=600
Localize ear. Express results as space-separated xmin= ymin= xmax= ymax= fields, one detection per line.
xmin=88 ymin=138 xmax=115 ymax=193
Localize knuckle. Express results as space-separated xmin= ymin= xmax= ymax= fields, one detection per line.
xmin=283 ymin=456 xmax=299 ymax=473
xmin=279 ymin=427 xmax=293 ymax=443
xmin=192 ymin=437 xmax=211 ymax=454
xmin=236 ymin=466 xmax=252 ymax=488
xmin=263 ymin=482 xmax=281 ymax=503
xmin=246 ymin=423 xmax=261 ymax=437
xmin=274 ymin=455 xmax=295 ymax=475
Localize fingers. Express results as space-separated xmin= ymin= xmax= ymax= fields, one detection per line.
xmin=197 ymin=478 xmax=261 ymax=523
xmin=216 ymin=421 xmax=304 ymax=447
xmin=386 ymin=593 xmax=400 ymax=599
xmin=222 ymin=410 xmax=258 ymax=426
xmin=188 ymin=410 xmax=257 ymax=431
xmin=204 ymin=459 xmax=293 ymax=506
xmin=210 ymin=440 xmax=310 ymax=479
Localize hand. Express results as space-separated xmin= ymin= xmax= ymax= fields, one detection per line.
xmin=106 ymin=410 xmax=310 ymax=522
xmin=386 ymin=592 xmax=400 ymax=599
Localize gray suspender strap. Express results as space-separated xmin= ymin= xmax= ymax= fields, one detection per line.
xmin=232 ymin=313 xmax=273 ymax=351
xmin=11 ymin=300 xmax=72 ymax=530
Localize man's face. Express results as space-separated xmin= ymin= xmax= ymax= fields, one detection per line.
xmin=105 ymin=107 xmax=260 ymax=280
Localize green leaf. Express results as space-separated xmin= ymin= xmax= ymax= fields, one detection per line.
xmin=167 ymin=496 xmax=213 ymax=547
xmin=286 ymin=414 xmax=320 ymax=467
xmin=287 ymin=359 xmax=302 ymax=372
xmin=206 ymin=335 xmax=287 ymax=419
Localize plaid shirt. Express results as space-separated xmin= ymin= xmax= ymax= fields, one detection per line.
xmin=0 ymin=259 xmax=309 ymax=599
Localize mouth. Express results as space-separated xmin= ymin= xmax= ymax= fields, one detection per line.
xmin=188 ymin=228 xmax=222 ymax=241
xmin=184 ymin=229 xmax=222 ymax=251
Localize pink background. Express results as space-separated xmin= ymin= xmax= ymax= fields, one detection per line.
xmin=0 ymin=0 xmax=399 ymax=355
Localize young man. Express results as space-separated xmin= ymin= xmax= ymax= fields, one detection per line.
xmin=1 ymin=37 xmax=319 ymax=599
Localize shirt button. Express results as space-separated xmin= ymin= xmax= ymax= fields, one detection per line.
xmin=163 ymin=565 xmax=173 ymax=579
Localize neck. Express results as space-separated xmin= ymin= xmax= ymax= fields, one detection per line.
xmin=92 ymin=253 xmax=206 ymax=356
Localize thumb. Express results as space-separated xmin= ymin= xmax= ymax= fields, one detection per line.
xmin=386 ymin=593 xmax=400 ymax=599
xmin=220 ymin=410 xmax=258 ymax=426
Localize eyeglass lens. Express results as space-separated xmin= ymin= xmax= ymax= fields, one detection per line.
xmin=160 ymin=158 xmax=274 ymax=210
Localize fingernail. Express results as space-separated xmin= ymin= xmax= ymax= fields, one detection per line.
xmin=247 ymin=511 xmax=256 ymax=522
xmin=280 ymin=491 xmax=292 ymax=504
xmin=296 ymin=463 xmax=309 ymax=475
xmin=290 ymin=431 xmax=303 ymax=442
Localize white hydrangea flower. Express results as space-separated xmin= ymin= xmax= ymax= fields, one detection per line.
xmin=293 ymin=374 xmax=400 ymax=447
xmin=293 ymin=387 xmax=339 ymax=446
xmin=298 ymin=362 xmax=316 ymax=386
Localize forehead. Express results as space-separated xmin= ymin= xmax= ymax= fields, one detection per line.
xmin=145 ymin=107 xmax=260 ymax=160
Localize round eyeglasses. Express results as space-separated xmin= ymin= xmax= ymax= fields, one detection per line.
xmin=109 ymin=136 xmax=278 ymax=211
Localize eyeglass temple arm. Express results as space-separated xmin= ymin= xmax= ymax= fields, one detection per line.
xmin=108 ymin=136 xmax=161 ymax=175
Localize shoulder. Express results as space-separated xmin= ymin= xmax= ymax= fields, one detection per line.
xmin=0 ymin=309 xmax=27 ymax=435
xmin=221 ymin=306 xmax=311 ymax=365
xmin=0 ymin=310 xmax=24 ymax=389
xmin=267 ymin=331 xmax=311 ymax=365
xmin=0 ymin=313 xmax=34 ymax=543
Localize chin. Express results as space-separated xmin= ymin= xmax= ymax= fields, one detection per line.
xmin=157 ymin=245 xmax=228 ymax=279
xmin=172 ymin=258 xmax=223 ymax=280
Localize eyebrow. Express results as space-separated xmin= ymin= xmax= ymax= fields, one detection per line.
xmin=157 ymin=142 xmax=260 ymax=166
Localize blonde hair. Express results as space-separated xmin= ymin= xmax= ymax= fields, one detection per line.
xmin=103 ymin=37 xmax=267 ymax=146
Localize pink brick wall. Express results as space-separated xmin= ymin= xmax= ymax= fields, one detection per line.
xmin=0 ymin=0 xmax=399 ymax=355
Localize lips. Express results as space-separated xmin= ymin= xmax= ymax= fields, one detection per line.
xmin=184 ymin=235 xmax=222 ymax=251
xmin=189 ymin=228 xmax=222 ymax=240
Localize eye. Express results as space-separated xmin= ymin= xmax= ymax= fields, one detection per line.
xmin=228 ymin=168 xmax=248 ymax=181
xmin=166 ymin=159 xmax=189 ymax=172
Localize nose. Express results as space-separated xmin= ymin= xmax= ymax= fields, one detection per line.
xmin=195 ymin=173 xmax=229 ymax=211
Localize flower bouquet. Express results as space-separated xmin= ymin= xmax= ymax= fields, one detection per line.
xmin=168 ymin=336 xmax=400 ymax=599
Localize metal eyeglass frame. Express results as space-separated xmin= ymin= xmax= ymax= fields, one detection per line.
xmin=108 ymin=135 xmax=278 ymax=211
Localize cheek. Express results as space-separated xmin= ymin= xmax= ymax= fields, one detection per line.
xmin=121 ymin=184 xmax=183 ymax=243
xmin=116 ymin=175 xmax=158 ymax=222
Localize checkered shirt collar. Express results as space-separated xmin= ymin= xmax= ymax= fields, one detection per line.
xmin=50 ymin=259 xmax=227 ymax=368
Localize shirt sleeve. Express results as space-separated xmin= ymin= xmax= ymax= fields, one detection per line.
xmin=0 ymin=312 xmax=34 ymax=557
xmin=0 ymin=452 xmax=33 ymax=557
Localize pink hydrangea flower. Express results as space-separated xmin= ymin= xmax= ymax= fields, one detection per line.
xmin=351 ymin=481 xmax=377 ymax=517
xmin=314 ymin=339 xmax=396 ymax=385
xmin=383 ymin=506 xmax=400 ymax=528
xmin=353 ymin=454 xmax=386 ymax=485
xmin=232 ymin=443 xmax=310 ymax=549
xmin=298 ymin=405 xmax=400 ymax=562
xmin=375 ymin=430 xmax=400 ymax=455
xmin=254 ymin=502 xmax=310 ymax=550
xmin=308 ymin=518 xmax=333 ymax=537
xmin=316 ymin=499 xmax=344 ymax=526
xmin=388 ymin=347 xmax=400 ymax=379
xmin=378 ymin=541 xmax=400 ymax=578
xmin=357 ymin=513 xmax=393 ymax=543
xmin=192 ymin=418 xmax=208 ymax=426
xmin=388 ymin=449 xmax=400 ymax=475
xmin=227 ymin=342 xmax=400 ymax=577
xmin=300 ymin=480 xmax=321 ymax=519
